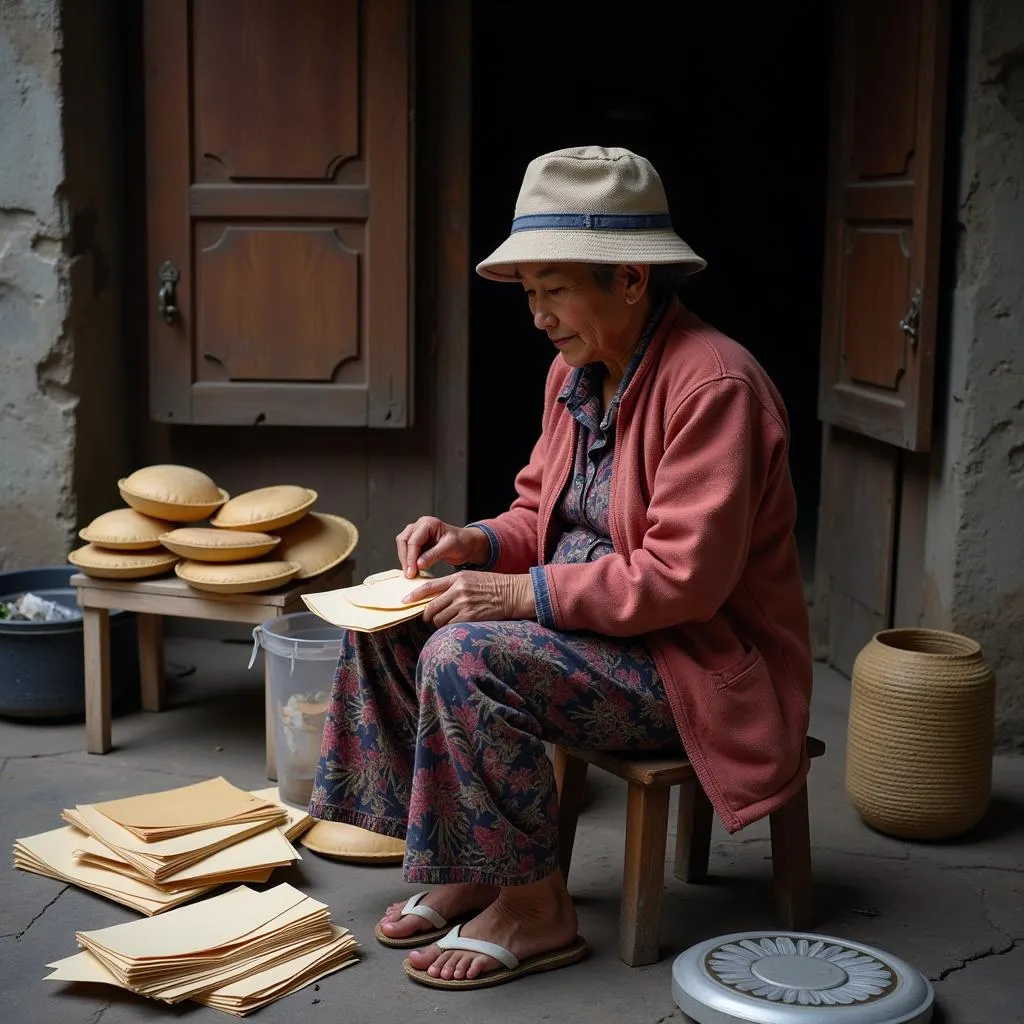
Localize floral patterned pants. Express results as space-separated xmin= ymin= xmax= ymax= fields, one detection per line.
xmin=308 ymin=617 xmax=682 ymax=886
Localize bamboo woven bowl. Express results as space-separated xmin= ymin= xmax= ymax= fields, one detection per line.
xmin=845 ymin=628 xmax=996 ymax=840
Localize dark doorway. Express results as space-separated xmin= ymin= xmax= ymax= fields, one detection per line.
xmin=467 ymin=2 xmax=833 ymax=582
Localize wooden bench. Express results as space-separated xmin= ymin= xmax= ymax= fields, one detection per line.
xmin=553 ymin=736 xmax=826 ymax=967
xmin=71 ymin=561 xmax=353 ymax=777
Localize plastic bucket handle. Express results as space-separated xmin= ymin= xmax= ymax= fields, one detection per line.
xmin=249 ymin=623 xmax=343 ymax=675
xmin=249 ymin=625 xmax=298 ymax=674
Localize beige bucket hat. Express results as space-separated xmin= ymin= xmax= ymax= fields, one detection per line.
xmin=476 ymin=145 xmax=706 ymax=281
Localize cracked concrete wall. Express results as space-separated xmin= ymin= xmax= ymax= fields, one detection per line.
xmin=923 ymin=0 xmax=1024 ymax=749
xmin=0 ymin=0 xmax=75 ymax=570
xmin=0 ymin=0 xmax=127 ymax=572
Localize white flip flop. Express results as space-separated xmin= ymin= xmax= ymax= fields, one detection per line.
xmin=402 ymin=924 xmax=589 ymax=989
xmin=375 ymin=891 xmax=464 ymax=949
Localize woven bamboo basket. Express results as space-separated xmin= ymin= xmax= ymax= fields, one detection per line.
xmin=846 ymin=628 xmax=995 ymax=840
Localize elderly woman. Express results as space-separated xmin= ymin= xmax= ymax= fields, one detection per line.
xmin=309 ymin=146 xmax=812 ymax=990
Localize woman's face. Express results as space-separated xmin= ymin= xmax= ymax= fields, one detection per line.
xmin=516 ymin=262 xmax=650 ymax=371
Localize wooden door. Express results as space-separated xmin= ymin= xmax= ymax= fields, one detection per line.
xmin=814 ymin=0 xmax=951 ymax=673
xmin=143 ymin=0 xmax=412 ymax=428
xmin=818 ymin=0 xmax=950 ymax=452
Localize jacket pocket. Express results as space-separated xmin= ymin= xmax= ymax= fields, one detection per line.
xmin=699 ymin=647 xmax=797 ymax=810
xmin=708 ymin=645 xmax=767 ymax=693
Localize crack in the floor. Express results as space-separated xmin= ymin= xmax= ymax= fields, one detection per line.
xmin=980 ymin=887 xmax=1023 ymax=946
xmin=4 ymin=751 xmax=212 ymax=783
xmin=930 ymin=937 xmax=1023 ymax=982
xmin=0 ymin=757 xmax=8 ymax=777
xmin=715 ymin=839 xmax=912 ymax=864
xmin=938 ymin=862 xmax=1024 ymax=875
xmin=12 ymin=885 xmax=70 ymax=940
xmin=83 ymin=1000 xmax=112 ymax=1024
xmin=813 ymin=843 xmax=911 ymax=862
xmin=7 ymin=748 xmax=208 ymax=772
xmin=3 ymin=750 xmax=84 ymax=761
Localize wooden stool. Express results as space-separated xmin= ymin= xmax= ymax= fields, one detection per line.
xmin=71 ymin=561 xmax=353 ymax=778
xmin=553 ymin=736 xmax=826 ymax=967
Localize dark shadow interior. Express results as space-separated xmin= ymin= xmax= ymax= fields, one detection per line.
xmin=467 ymin=3 xmax=834 ymax=581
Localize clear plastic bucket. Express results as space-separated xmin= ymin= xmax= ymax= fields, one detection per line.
xmin=250 ymin=612 xmax=344 ymax=808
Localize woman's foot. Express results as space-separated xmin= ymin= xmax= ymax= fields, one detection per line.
xmin=378 ymin=882 xmax=499 ymax=942
xmin=407 ymin=870 xmax=578 ymax=981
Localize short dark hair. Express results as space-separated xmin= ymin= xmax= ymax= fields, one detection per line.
xmin=586 ymin=263 xmax=693 ymax=306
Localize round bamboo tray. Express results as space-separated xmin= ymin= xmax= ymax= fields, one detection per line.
xmin=846 ymin=628 xmax=995 ymax=840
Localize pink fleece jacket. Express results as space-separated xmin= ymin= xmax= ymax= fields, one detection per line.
xmin=475 ymin=299 xmax=813 ymax=833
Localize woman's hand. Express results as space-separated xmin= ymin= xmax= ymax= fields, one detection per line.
xmin=396 ymin=517 xmax=490 ymax=579
xmin=403 ymin=571 xmax=535 ymax=627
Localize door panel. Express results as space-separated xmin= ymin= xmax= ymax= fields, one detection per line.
xmin=193 ymin=225 xmax=360 ymax=383
xmin=144 ymin=0 xmax=412 ymax=427
xmin=841 ymin=227 xmax=911 ymax=389
xmin=814 ymin=0 xmax=951 ymax=674
xmin=818 ymin=0 xmax=950 ymax=451
xmin=192 ymin=0 xmax=360 ymax=184
xmin=849 ymin=0 xmax=921 ymax=178
xmin=813 ymin=426 xmax=901 ymax=674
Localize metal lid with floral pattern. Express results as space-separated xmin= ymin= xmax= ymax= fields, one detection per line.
xmin=671 ymin=931 xmax=934 ymax=1024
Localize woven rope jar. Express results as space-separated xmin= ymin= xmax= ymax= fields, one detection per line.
xmin=846 ymin=628 xmax=995 ymax=840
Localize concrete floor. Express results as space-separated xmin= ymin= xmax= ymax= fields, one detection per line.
xmin=1 ymin=636 xmax=1022 ymax=1024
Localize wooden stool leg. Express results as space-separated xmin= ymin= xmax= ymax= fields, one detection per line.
xmin=137 ymin=613 xmax=165 ymax=712
xmin=84 ymin=607 xmax=112 ymax=753
xmin=621 ymin=783 xmax=670 ymax=967
xmin=769 ymin=783 xmax=814 ymax=929
xmin=553 ymin=747 xmax=588 ymax=881
xmin=264 ymin=656 xmax=278 ymax=782
xmin=674 ymin=778 xmax=714 ymax=882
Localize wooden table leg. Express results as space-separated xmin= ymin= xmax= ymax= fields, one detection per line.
xmin=674 ymin=778 xmax=714 ymax=883
xmin=137 ymin=613 xmax=165 ymax=712
xmin=620 ymin=783 xmax=670 ymax=967
xmin=83 ymin=606 xmax=112 ymax=753
xmin=770 ymin=783 xmax=814 ymax=929
xmin=264 ymin=656 xmax=277 ymax=783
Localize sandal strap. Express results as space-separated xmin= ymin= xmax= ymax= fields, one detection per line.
xmin=400 ymin=891 xmax=447 ymax=929
xmin=436 ymin=924 xmax=519 ymax=969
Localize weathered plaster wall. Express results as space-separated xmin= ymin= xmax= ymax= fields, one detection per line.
xmin=923 ymin=0 xmax=1024 ymax=748
xmin=0 ymin=0 xmax=127 ymax=572
xmin=0 ymin=0 xmax=75 ymax=570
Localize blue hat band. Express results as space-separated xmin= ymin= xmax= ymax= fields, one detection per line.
xmin=510 ymin=213 xmax=673 ymax=233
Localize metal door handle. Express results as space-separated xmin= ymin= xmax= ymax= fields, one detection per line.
xmin=157 ymin=260 xmax=180 ymax=324
xmin=899 ymin=284 xmax=922 ymax=347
